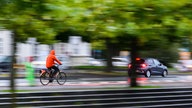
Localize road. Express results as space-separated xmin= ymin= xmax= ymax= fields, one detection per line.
xmin=0 ymin=71 xmax=192 ymax=91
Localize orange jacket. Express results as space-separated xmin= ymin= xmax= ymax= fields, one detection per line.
xmin=46 ymin=50 xmax=62 ymax=68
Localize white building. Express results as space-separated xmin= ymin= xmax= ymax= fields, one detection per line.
xmin=54 ymin=36 xmax=91 ymax=56
xmin=16 ymin=43 xmax=33 ymax=63
xmin=53 ymin=36 xmax=91 ymax=66
xmin=16 ymin=38 xmax=50 ymax=63
xmin=36 ymin=44 xmax=50 ymax=56
xmin=1 ymin=31 xmax=91 ymax=66
xmin=0 ymin=30 xmax=12 ymax=56
xmin=16 ymin=36 xmax=91 ymax=66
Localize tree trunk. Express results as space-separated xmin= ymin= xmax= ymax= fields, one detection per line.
xmin=129 ymin=37 xmax=139 ymax=87
xmin=10 ymin=31 xmax=16 ymax=108
xmin=105 ymin=39 xmax=113 ymax=72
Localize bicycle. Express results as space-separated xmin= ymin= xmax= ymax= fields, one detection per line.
xmin=39 ymin=64 xmax=67 ymax=85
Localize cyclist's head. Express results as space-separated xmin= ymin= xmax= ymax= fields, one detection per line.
xmin=50 ymin=50 xmax=55 ymax=55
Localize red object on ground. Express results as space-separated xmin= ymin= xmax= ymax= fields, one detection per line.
xmin=128 ymin=77 xmax=148 ymax=83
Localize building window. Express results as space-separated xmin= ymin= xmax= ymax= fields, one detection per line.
xmin=0 ymin=38 xmax=3 ymax=54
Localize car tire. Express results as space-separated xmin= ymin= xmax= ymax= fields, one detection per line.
xmin=162 ymin=70 xmax=168 ymax=77
xmin=145 ymin=70 xmax=151 ymax=78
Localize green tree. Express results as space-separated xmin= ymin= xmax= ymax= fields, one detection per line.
xmin=66 ymin=0 xmax=192 ymax=87
xmin=140 ymin=39 xmax=180 ymax=67
xmin=1 ymin=0 xmax=192 ymax=88
xmin=0 ymin=0 xmax=72 ymax=43
xmin=0 ymin=1 xmax=74 ymax=106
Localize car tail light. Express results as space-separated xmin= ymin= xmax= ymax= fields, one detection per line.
xmin=140 ymin=64 xmax=147 ymax=68
xmin=128 ymin=64 xmax=132 ymax=68
xmin=136 ymin=58 xmax=141 ymax=60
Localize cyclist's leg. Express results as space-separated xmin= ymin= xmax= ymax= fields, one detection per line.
xmin=48 ymin=68 xmax=53 ymax=82
xmin=51 ymin=66 xmax=60 ymax=76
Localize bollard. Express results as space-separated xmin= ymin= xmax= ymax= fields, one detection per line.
xmin=24 ymin=62 xmax=35 ymax=86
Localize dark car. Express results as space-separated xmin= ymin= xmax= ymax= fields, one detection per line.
xmin=128 ymin=58 xmax=168 ymax=77
xmin=0 ymin=56 xmax=12 ymax=72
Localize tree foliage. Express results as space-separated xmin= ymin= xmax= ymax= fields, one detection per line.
xmin=1 ymin=0 xmax=192 ymax=87
xmin=0 ymin=0 xmax=192 ymax=43
xmin=0 ymin=0 xmax=67 ymax=43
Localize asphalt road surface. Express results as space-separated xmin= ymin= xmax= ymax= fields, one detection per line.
xmin=0 ymin=72 xmax=192 ymax=91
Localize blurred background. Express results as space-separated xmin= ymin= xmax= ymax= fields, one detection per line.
xmin=2 ymin=1 xmax=192 ymax=107
xmin=1 ymin=0 xmax=192 ymax=86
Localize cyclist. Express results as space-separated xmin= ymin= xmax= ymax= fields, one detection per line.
xmin=46 ymin=50 xmax=62 ymax=82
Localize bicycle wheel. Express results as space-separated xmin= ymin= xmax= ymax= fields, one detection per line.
xmin=56 ymin=72 xmax=67 ymax=85
xmin=40 ymin=72 xmax=50 ymax=85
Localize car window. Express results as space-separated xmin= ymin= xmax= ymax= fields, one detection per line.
xmin=153 ymin=59 xmax=161 ymax=65
xmin=146 ymin=59 xmax=154 ymax=65
xmin=4 ymin=57 xmax=11 ymax=62
xmin=0 ymin=56 xmax=11 ymax=62
xmin=0 ymin=56 xmax=4 ymax=60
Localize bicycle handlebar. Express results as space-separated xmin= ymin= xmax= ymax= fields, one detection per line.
xmin=54 ymin=63 xmax=62 ymax=67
